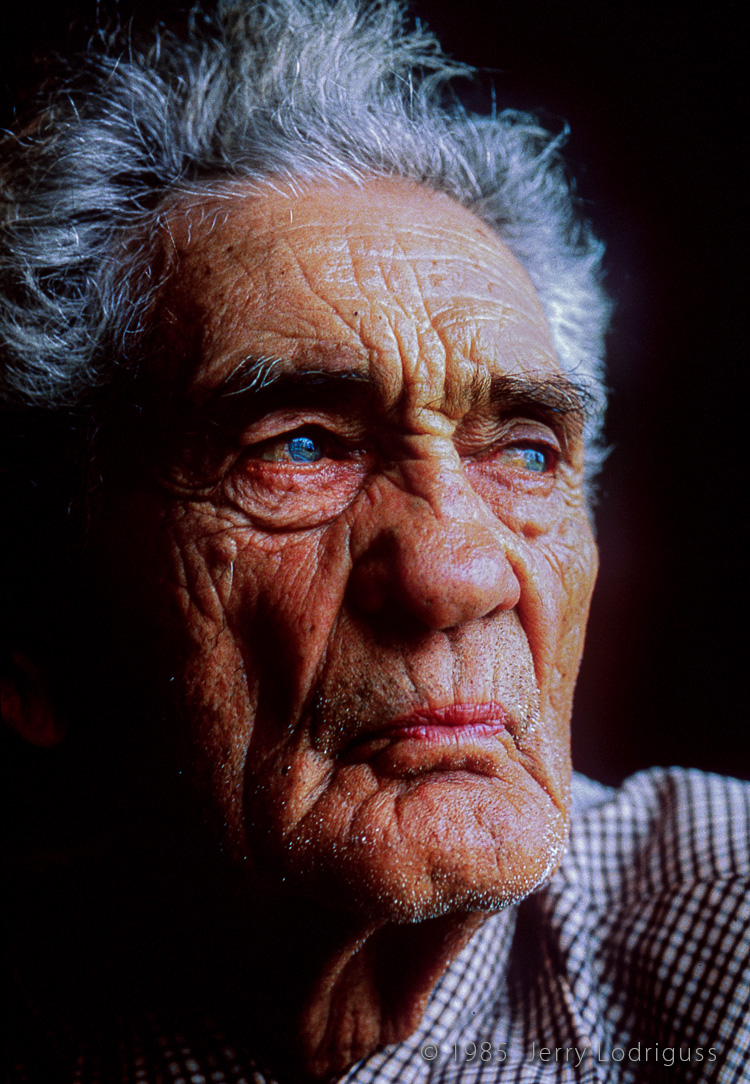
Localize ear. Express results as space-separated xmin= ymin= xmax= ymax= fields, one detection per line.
xmin=0 ymin=652 xmax=66 ymax=748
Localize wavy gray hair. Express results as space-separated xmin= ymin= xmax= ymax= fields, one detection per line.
xmin=0 ymin=0 xmax=610 ymax=475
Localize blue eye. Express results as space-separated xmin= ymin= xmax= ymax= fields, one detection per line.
xmin=256 ymin=431 xmax=327 ymax=463
xmin=501 ymin=445 xmax=551 ymax=473
xmin=520 ymin=448 xmax=548 ymax=472
xmin=287 ymin=435 xmax=323 ymax=462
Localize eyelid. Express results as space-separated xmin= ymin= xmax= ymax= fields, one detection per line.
xmin=500 ymin=418 xmax=562 ymax=442
xmin=241 ymin=426 xmax=333 ymax=463
xmin=456 ymin=417 xmax=563 ymax=459
xmin=235 ymin=412 xmax=366 ymax=449
xmin=501 ymin=425 xmax=562 ymax=460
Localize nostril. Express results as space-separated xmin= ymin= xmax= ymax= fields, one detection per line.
xmin=348 ymin=521 xmax=521 ymax=631
xmin=406 ymin=543 xmax=520 ymax=628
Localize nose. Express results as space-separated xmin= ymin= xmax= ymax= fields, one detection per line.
xmin=348 ymin=462 xmax=521 ymax=631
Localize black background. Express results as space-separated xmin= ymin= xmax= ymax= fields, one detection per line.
xmin=1 ymin=0 xmax=747 ymax=785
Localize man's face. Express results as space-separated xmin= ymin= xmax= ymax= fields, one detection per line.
xmin=112 ymin=177 xmax=597 ymax=922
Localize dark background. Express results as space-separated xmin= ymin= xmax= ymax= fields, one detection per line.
xmin=1 ymin=0 xmax=746 ymax=785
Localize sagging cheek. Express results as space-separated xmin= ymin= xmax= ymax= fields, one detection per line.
xmin=135 ymin=497 xmax=335 ymax=625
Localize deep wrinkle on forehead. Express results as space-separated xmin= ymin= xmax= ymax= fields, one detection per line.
xmin=165 ymin=177 xmax=570 ymax=436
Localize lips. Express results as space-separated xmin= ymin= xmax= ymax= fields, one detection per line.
xmin=379 ymin=701 xmax=509 ymax=739
xmin=343 ymin=702 xmax=513 ymax=769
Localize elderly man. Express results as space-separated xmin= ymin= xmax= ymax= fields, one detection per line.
xmin=2 ymin=1 xmax=748 ymax=1081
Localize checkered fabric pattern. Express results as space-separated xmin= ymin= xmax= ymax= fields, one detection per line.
xmin=8 ymin=769 xmax=750 ymax=1083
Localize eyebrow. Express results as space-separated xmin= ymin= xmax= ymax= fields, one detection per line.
xmin=194 ymin=355 xmax=595 ymax=443
xmin=486 ymin=374 xmax=595 ymax=440
xmin=200 ymin=363 xmax=375 ymax=434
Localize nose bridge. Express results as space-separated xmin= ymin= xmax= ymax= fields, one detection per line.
xmin=349 ymin=454 xmax=521 ymax=630
xmin=401 ymin=454 xmax=485 ymax=524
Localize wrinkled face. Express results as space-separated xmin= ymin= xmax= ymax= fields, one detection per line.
xmin=112 ymin=177 xmax=597 ymax=922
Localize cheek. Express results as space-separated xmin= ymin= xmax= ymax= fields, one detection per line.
xmin=523 ymin=516 xmax=598 ymax=730
xmin=447 ymin=467 xmax=596 ymax=721
xmin=226 ymin=520 xmax=356 ymax=750
xmin=136 ymin=506 xmax=357 ymax=827
xmin=148 ymin=505 xmax=348 ymax=673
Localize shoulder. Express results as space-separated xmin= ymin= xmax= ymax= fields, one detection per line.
xmin=566 ymin=766 xmax=750 ymax=899
xmin=534 ymin=769 xmax=750 ymax=1073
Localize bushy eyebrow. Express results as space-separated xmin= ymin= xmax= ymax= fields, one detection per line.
xmin=201 ymin=363 xmax=374 ymax=434
xmin=485 ymin=374 xmax=595 ymax=440
xmin=195 ymin=355 xmax=595 ymax=443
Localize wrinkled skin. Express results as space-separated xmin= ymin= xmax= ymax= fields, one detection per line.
xmin=104 ymin=177 xmax=598 ymax=1076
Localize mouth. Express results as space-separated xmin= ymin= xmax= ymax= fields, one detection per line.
xmin=343 ymin=701 xmax=514 ymax=768
xmin=378 ymin=701 xmax=508 ymax=738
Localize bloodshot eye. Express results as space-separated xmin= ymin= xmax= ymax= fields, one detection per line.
xmin=500 ymin=445 xmax=553 ymax=473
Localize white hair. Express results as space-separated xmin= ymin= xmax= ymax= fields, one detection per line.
xmin=0 ymin=0 xmax=610 ymax=474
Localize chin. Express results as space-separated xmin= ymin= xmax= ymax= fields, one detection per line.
xmin=263 ymin=784 xmax=570 ymax=926
xmin=363 ymin=828 xmax=569 ymax=925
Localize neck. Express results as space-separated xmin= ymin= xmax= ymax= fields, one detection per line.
xmin=224 ymin=894 xmax=487 ymax=1081
xmin=106 ymin=830 xmax=490 ymax=1081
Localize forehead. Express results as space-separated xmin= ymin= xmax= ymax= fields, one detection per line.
xmin=161 ymin=177 xmax=561 ymax=401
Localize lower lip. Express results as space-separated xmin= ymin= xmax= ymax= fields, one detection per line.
xmin=347 ymin=708 xmax=511 ymax=776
